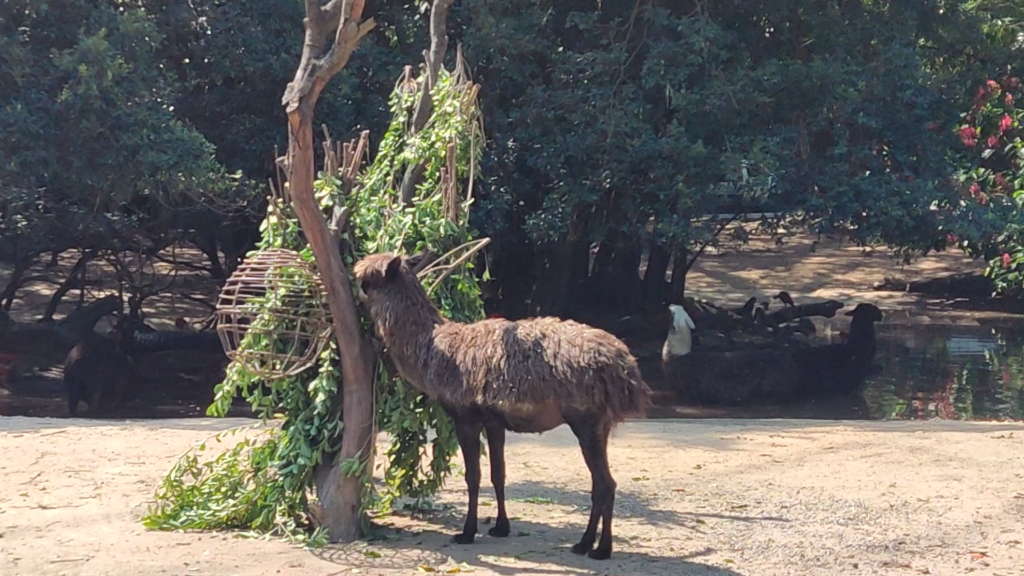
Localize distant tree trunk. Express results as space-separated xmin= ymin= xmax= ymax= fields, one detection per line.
xmin=608 ymin=239 xmax=643 ymax=315
xmin=192 ymin=229 xmax=226 ymax=280
xmin=565 ymin=237 xmax=592 ymax=313
xmin=588 ymin=239 xmax=616 ymax=311
xmin=668 ymin=245 xmax=688 ymax=304
xmin=0 ymin=256 xmax=34 ymax=311
xmin=280 ymin=0 xmax=377 ymax=543
xmin=643 ymin=242 xmax=670 ymax=308
xmin=494 ymin=238 xmax=534 ymax=320
xmin=530 ymin=240 xmax=574 ymax=316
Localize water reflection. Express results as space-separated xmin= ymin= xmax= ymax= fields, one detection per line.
xmin=865 ymin=323 xmax=1024 ymax=421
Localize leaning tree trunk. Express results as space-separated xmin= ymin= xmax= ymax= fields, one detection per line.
xmin=643 ymin=242 xmax=670 ymax=308
xmin=668 ymin=245 xmax=688 ymax=304
xmin=280 ymin=0 xmax=377 ymax=543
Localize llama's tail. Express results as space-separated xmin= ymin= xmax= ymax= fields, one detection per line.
xmin=607 ymin=359 xmax=653 ymax=422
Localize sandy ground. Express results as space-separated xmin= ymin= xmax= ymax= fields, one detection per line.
xmin=2 ymin=417 xmax=1023 ymax=576
xmin=685 ymin=232 xmax=989 ymax=325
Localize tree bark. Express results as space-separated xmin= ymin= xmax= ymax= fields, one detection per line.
xmin=281 ymin=0 xmax=377 ymax=543
xmin=643 ymin=242 xmax=670 ymax=307
xmin=668 ymin=245 xmax=687 ymax=304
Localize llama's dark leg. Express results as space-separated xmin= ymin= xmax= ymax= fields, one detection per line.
xmin=567 ymin=418 xmax=616 ymax=560
xmin=452 ymin=417 xmax=483 ymax=545
xmin=590 ymin=422 xmax=616 ymax=560
xmin=484 ymin=423 xmax=510 ymax=537
xmin=65 ymin=375 xmax=81 ymax=417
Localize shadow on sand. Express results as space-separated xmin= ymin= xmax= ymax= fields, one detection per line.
xmin=310 ymin=480 xmax=774 ymax=575
xmin=313 ymin=522 xmax=746 ymax=576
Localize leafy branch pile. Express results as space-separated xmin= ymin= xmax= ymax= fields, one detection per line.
xmin=142 ymin=63 xmax=484 ymax=544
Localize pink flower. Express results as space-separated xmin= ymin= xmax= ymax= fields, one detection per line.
xmin=995 ymin=173 xmax=1009 ymax=190
xmin=988 ymin=135 xmax=1000 ymax=148
xmin=970 ymin=182 xmax=981 ymax=197
xmin=987 ymin=79 xmax=1001 ymax=91
xmin=960 ymin=126 xmax=978 ymax=147
xmin=1008 ymin=77 xmax=1021 ymax=89
xmin=947 ymin=233 xmax=958 ymax=244
xmin=1003 ymin=253 xmax=1012 ymax=268
xmin=1000 ymin=114 xmax=1013 ymax=133
xmin=1007 ymin=93 xmax=1015 ymax=107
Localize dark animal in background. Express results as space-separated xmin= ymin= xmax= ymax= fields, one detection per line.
xmin=739 ymin=297 xmax=758 ymax=319
xmin=662 ymin=302 xmax=884 ymax=405
xmin=773 ymin=291 xmax=796 ymax=307
xmin=791 ymin=303 xmax=884 ymax=393
xmin=64 ymin=329 xmax=136 ymax=417
xmin=354 ymin=252 xmax=651 ymax=560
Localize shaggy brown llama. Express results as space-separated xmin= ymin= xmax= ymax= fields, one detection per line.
xmin=354 ymin=252 xmax=651 ymax=560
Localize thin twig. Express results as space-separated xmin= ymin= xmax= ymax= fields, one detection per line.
xmin=419 ymin=238 xmax=491 ymax=295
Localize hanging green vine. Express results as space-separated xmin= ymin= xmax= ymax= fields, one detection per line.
xmin=348 ymin=64 xmax=485 ymax=513
xmin=142 ymin=62 xmax=484 ymax=544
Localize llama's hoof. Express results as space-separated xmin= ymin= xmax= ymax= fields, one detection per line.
xmin=488 ymin=522 xmax=511 ymax=538
xmin=587 ymin=547 xmax=612 ymax=561
xmin=570 ymin=542 xmax=594 ymax=556
xmin=451 ymin=533 xmax=476 ymax=545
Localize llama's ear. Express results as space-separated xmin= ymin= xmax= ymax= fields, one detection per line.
xmin=385 ymin=255 xmax=403 ymax=282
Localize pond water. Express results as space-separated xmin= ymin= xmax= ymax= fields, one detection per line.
xmin=641 ymin=318 xmax=1024 ymax=422
xmin=864 ymin=321 xmax=1024 ymax=421
xmin=2 ymin=317 xmax=1024 ymax=422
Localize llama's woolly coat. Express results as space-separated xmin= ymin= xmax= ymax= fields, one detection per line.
xmin=354 ymin=253 xmax=650 ymax=430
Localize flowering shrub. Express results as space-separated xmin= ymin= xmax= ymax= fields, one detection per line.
xmin=955 ymin=74 xmax=1024 ymax=295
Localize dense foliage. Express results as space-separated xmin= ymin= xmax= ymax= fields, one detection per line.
xmin=5 ymin=0 xmax=1024 ymax=308
xmin=955 ymin=74 xmax=1024 ymax=295
xmin=454 ymin=0 xmax=1023 ymax=313
xmin=143 ymin=63 xmax=483 ymax=542
xmin=0 ymin=1 xmax=248 ymax=258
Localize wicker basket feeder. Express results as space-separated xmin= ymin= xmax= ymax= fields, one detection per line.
xmin=215 ymin=248 xmax=333 ymax=379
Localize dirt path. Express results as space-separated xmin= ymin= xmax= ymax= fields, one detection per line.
xmin=686 ymin=233 xmax=989 ymax=325
xmin=2 ymin=417 xmax=1022 ymax=576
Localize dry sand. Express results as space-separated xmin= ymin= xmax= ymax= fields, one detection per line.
xmin=1 ymin=417 xmax=1022 ymax=576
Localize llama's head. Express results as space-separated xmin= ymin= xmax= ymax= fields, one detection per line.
xmin=353 ymin=252 xmax=444 ymax=336
xmin=354 ymin=252 xmax=433 ymax=296
xmin=662 ymin=303 xmax=696 ymax=361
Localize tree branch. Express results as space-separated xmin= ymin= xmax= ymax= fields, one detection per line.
xmin=399 ymin=0 xmax=455 ymax=206
xmin=282 ymin=0 xmax=376 ymax=119
xmin=684 ymin=214 xmax=740 ymax=275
